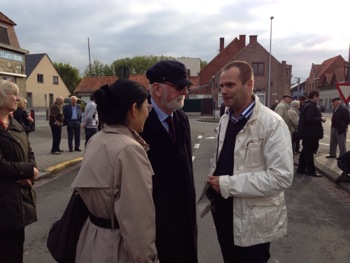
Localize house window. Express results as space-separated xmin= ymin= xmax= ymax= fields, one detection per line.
xmin=53 ymin=76 xmax=59 ymax=85
xmin=0 ymin=26 xmax=10 ymax=45
xmin=252 ymin=63 xmax=265 ymax=76
xmin=37 ymin=74 xmax=44 ymax=83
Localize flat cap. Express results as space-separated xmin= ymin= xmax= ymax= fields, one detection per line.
xmin=331 ymin=97 xmax=340 ymax=102
xmin=146 ymin=60 xmax=193 ymax=86
xmin=283 ymin=94 xmax=292 ymax=99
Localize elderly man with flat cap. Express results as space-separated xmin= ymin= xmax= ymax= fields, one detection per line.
xmin=274 ymin=94 xmax=293 ymax=130
xmin=140 ymin=60 xmax=198 ymax=263
xmin=326 ymin=97 xmax=350 ymax=158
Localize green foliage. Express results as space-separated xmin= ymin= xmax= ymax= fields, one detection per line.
xmin=81 ymin=56 xmax=208 ymax=77
xmin=53 ymin=62 xmax=81 ymax=95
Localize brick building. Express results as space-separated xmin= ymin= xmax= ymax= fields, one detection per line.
xmin=0 ymin=12 xmax=28 ymax=94
xmin=193 ymin=35 xmax=292 ymax=108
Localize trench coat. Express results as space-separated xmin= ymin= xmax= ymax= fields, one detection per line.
xmin=71 ymin=124 xmax=157 ymax=263
xmin=140 ymin=108 xmax=198 ymax=263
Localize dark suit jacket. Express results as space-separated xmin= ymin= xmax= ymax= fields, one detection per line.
xmin=332 ymin=105 xmax=350 ymax=134
xmin=298 ymin=100 xmax=324 ymax=140
xmin=140 ymin=108 xmax=198 ymax=263
xmin=63 ymin=104 xmax=82 ymax=125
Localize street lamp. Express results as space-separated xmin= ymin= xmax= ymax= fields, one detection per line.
xmin=267 ymin=16 xmax=274 ymax=108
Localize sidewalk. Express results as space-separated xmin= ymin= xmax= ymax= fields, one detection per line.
xmin=29 ymin=113 xmax=83 ymax=179
xmin=30 ymin=111 xmax=350 ymax=194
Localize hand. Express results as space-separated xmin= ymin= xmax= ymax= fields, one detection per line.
xmin=321 ymin=117 xmax=326 ymax=123
xmin=16 ymin=179 xmax=32 ymax=186
xmin=32 ymin=167 xmax=39 ymax=181
xmin=208 ymin=175 xmax=221 ymax=193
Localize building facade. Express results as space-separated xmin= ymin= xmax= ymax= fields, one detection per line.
xmin=0 ymin=12 xmax=28 ymax=94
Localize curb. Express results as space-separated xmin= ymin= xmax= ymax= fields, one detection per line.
xmin=38 ymin=157 xmax=83 ymax=180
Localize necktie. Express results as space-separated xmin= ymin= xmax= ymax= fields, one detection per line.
xmin=165 ymin=116 xmax=176 ymax=142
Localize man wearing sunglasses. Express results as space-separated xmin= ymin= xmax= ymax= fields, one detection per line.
xmin=140 ymin=60 xmax=198 ymax=263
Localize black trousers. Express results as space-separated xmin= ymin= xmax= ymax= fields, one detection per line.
xmin=50 ymin=124 xmax=62 ymax=152
xmin=211 ymin=197 xmax=270 ymax=263
xmin=0 ymin=228 xmax=25 ymax=263
xmin=67 ymin=121 xmax=81 ymax=150
xmin=298 ymin=138 xmax=318 ymax=173
xmin=85 ymin=127 xmax=98 ymax=146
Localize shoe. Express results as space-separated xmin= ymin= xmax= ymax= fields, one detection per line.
xmin=58 ymin=149 xmax=64 ymax=152
xmin=325 ymin=154 xmax=336 ymax=158
xmin=306 ymin=171 xmax=322 ymax=177
xmin=296 ymin=169 xmax=306 ymax=174
xmin=69 ymin=149 xmax=73 ymax=152
xmin=335 ymin=172 xmax=350 ymax=184
xmin=75 ymin=148 xmax=82 ymax=152
xmin=51 ymin=151 xmax=60 ymax=155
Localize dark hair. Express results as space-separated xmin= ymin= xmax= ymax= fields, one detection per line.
xmin=221 ymin=61 xmax=254 ymax=85
xmin=94 ymin=79 xmax=148 ymax=125
xmin=307 ymin=90 xmax=319 ymax=99
xmin=90 ymin=93 xmax=94 ymax=101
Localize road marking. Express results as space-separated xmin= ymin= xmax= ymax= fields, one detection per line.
xmin=192 ymin=156 xmax=195 ymax=161
xmin=198 ymin=135 xmax=203 ymax=139
xmin=194 ymin=144 xmax=200 ymax=149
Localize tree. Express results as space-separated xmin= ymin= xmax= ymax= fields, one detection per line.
xmin=83 ymin=59 xmax=113 ymax=77
xmin=53 ymin=62 xmax=81 ymax=95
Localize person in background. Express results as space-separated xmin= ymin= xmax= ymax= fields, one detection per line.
xmin=72 ymin=79 xmax=158 ymax=262
xmin=295 ymin=95 xmax=307 ymax=153
xmin=270 ymin=99 xmax=279 ymax=111
xmin=63 ymin=96 xmax=82 ymax=152
xmin=0 ymin=80 xmax=39 ymax=263
xmin=274 ymin=94 xmax=292 ymax=130
xmin=13 ymin=97 xmax=34 ymax=135
xmin=288 ymin=100 xmax=300 ymax=154
xmin=82 ymin=94 xmax=98 ymax=146
xmin=199 ymin=61 xmax=293 ymax=263
xmin=141 ymin=60 xmax=198 ymax=263
xmin=325 ymin=97 xmax=350 ymax=158
xmin=49 ymin=96 xmax=64 ymax=154
xmin=297 ymin=90 xmax=326 ymax=177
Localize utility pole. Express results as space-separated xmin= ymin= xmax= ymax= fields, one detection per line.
xmin=267 ymin=16 xmax=274 ymax=108
xmin=88 ymin=37 xmax=92 ymax=76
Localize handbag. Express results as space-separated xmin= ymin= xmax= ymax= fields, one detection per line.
xmin=47 ymin=189 xmax=88 ymax=263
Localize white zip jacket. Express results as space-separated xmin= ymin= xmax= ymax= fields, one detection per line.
xmin=204 ymin=94 xmax=294 ymax=247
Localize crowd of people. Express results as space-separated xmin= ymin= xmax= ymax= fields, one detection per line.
xmin=1 ymin=58 xmax=349 ymax=262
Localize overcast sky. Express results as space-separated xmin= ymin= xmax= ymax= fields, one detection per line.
xmin=2 ymin=0 xmax=349 ymax=82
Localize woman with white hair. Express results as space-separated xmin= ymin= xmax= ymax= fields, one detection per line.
xmin=288 ymin=100 xmax=301 ymax=154
xmin=0 ymin=80 xmax=39 ymax=263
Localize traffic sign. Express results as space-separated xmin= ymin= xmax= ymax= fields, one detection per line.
xmin=336 ymin=83 xmax=350 ymax=103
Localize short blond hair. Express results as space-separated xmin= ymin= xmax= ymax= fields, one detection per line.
xmin=0 ymin=80 xmax=19 ymax=107
xmin=290 ymin=100 xmax=300 ymax=108
xmin=17 ymin=97 xmax=28 ymax=109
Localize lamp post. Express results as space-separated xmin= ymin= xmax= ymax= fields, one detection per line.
xmin=267 ymin=16 xmax=274 ymax=108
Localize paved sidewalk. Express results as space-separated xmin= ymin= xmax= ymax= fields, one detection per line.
xmin=29 ymin=113 xmax=83 ymax=179
xmin=30 ymin=111 xmax=350 ymax=194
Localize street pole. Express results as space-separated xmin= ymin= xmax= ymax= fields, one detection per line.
xmin=267 ymin=16 xmax=274 ymax=108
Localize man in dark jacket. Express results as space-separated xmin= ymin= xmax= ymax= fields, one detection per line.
xmin=49 ymin=96 xmax=64 ymax=154
xmin=140 ymin=60 xmax=198 ymax=263
xmin=326 ymin=97 xmax=350 ymax=158
xmin=297 ymin=90 xmax=326 ymax=177
xmin=63 ymin=96 xmax=82 ymax=152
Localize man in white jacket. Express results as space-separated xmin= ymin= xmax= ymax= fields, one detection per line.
xmin=201 ymin=61 xmax=293 ymax=263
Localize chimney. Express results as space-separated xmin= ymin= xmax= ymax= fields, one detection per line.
xmin=219 ymin=37 xmax=224 ymax=52
xmin=249 ymin=35 xmax=258 ymax=44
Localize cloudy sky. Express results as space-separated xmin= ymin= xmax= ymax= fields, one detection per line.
xmin=2 ymin=0 xmax=349 ymax=82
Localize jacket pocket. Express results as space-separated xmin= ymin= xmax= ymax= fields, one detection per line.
xmin=247 ymin=195 xmax=283 ymax=237
xmin=244 ymin=140 xmax=263 ymax=168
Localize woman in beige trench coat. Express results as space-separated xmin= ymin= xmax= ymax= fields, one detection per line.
xmin=72 ymin=79 xmax=158 ymax=263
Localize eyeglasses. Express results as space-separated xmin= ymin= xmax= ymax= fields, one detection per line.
xmin=162 ymin=82 xmax=189 ymax=92
xmin=145 ymin=104 xmax=153 ymax=112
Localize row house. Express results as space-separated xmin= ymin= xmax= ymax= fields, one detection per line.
xmin=0 ymin=12 xmax=27 ymax=93
xmin=193 ymin=35 xmax=291 ymax=109
xmin=304 ymin=55 xmax=349 ymax=111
